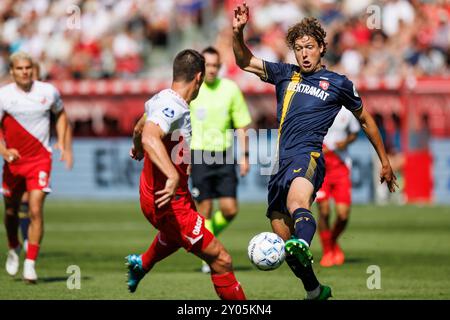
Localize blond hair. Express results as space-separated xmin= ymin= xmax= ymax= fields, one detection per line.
xmin=9 ymin=51 xmax=33 ymax=69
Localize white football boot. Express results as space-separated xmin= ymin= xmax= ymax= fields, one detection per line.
xmin=23 ymin=259 xmax=38 ymax=283
xmin=5 ymin=246 xmax=21 ymax=276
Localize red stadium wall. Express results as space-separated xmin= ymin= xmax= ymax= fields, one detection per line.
xmin=53 ymin=77 xmax=450 ymax=203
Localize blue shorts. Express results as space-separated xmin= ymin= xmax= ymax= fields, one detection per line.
xmin=267 ymin=152 xmax=325 ymax=217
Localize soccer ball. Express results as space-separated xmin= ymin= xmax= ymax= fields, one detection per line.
xmin=248 ymin=232 xmax=286 ymax=271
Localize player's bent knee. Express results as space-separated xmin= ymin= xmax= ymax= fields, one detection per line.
xmin=28 ymin=209 xmax=43 ymax=221
xmin=336 ymin=205 xmax=350 ymax=220
xmin=287 ymin=201 xmax=310 ymax=215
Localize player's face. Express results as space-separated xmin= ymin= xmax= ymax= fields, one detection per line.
xmin=10 ymin=58 xmax=33 ymax=88
xmin=203 ymin=52 xmax=221 ymax=84
xmin=293 ymin=36 xmax=323 ymax=73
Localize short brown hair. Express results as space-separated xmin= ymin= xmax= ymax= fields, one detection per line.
xmin=286 ymin=17 xmax=327 ymax=57
xmin=173 ymin=49 xmax=205 ymax=82
xmin=201 ymin=46 xmax=220 ymax=58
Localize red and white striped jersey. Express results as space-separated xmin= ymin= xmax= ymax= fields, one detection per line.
xmin=141 ymin=89 xmax=192 ymax=195
xmin=0 ymin=81 xmax=64 ymax=161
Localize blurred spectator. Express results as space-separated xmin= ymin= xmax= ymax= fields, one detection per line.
xmin=0 ymin=0 xmax=448 ymax=82
xmin=410 ymin=112 xmax=431 ymax=151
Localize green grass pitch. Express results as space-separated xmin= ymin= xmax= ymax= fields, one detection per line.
xmin=0 ymin=201 xmax=449 ymax=299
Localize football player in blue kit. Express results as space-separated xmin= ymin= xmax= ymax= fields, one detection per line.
xmin=232 ymin=2 xmax=398 ymax=300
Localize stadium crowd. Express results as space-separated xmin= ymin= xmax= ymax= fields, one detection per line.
xmin=0 ymin=0 xmax=449 ymax=82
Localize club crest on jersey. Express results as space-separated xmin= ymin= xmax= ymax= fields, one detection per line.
xmin=319 ymin=80 xmax=329 ymax=91
xmin=162 ymin=107 xmax=175 ymax=118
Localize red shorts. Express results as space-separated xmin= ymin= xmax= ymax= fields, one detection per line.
xmin=2 ymin=158 xmax=52 ymax=197
xmin=140 ymin=188 xmax=214 ymax=253
xmin=316 ymin=152 xmax=351 ymax=205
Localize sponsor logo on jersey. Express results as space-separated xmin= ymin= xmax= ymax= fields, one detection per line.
xmin=293 ymin=168 xmax=302 ymax=173
xmin=162 ymin=107 xmax=175 ymax=118
xmin=185 ymin=234 xmax=203 ymax=245
xmin=287 ymin=82 xmax=330 ymax=101
xmin=192 ymin=215 xmax=202 ymax=236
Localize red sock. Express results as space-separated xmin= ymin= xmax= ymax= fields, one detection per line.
xmin=141 ymin=232 xmax=178 ymax=271
xmin=211 ymin=272 xmax=246 ymax=300
xmin=320 ymin=230 xmax=333 ymax=253
xmin=26 ymin=243 xmax=40 ymax=261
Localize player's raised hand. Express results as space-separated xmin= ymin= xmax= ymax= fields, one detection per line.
xmin=233 ymin=2 xmax=249 ymax=34
xmin=380 ymin=163 xmax=399 ymax=193
xmin=3 ymin=148 xmax=20 ymax=163
xmin=155 ymin=175 xmax=179 ymax=208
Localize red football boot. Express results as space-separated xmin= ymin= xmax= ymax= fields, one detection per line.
xmin=319 ymin=230 xmax=335 ymax=267
xmin=333 ymin=243 xmax=345 ymax=265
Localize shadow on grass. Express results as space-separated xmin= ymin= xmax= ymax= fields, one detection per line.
xmin=14 ymin=276 xmax=92 ymax=283
xmin=192 ymin=265 xmax=253 ymax=272
xmin=343 ymin=257 xmax=370 ymax=264
xmin=233 ymin=265 xmax=254 ymax=271
xmin=40 ymin=252 xmax=74 ymax=258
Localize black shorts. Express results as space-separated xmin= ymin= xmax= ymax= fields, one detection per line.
xmin=267 ymin=151 xmax=325 ymax=217
xmin=190 ymin=150 xmax=238 ymax=202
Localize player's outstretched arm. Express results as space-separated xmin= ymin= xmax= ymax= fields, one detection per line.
xmin=130 ymin=115 xmax=146 ymax=161
xmin=232 ymin=2 xmax=264 ymax=77
xmin=353 ymin=107 xmax=398 ymax=192
xmin=141 ymin=121 xmax=180 ymax=207
xmin=64 ymin=123 xmax=74 ymax=169
xmin=55 ymin=110 xmax=68 ymax=161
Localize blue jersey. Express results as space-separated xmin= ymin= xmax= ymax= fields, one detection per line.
xmin=261 ymin=61 xmax=362 ymax=160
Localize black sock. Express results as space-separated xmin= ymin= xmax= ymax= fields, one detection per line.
xmin=292 ymin=208 xmax=316 ymax=245
xmin=285 ymin=254 xmax=320 ymax=291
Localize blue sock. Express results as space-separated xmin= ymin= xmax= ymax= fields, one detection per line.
xmin=292 ymin=208 xmax=316 ymax=246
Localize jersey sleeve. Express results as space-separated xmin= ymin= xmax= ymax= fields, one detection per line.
xmin=339 ymin=77 xmax=362 ymax=112
xmin=230 ymin=83 xmax=251 ymax=129
xmin=50 ymin=86 xmax=64 ymax=114
xmin=260 ymin=60 xmax=294 ymax=85
xmin=144 ymin=99 xmax=184 ymax=134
